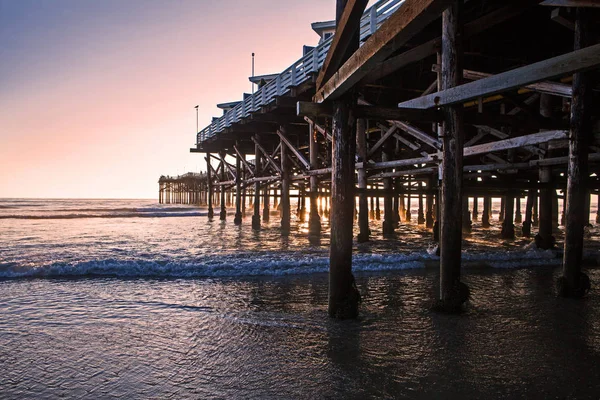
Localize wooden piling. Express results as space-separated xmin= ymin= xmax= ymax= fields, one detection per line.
xmin=263 ymin=184 xmax=270 ymax=222
xmin=280 ymin=133 xmax=291 ymax=233
xmin=481 ymin=196 xmax=491 ymax=228
xmin=501 ymin=192 xmax=515 ymax=239
xmin=234 ymin=145 xmax=242 ymax=225
xmin=536 ymin=94 xmax=555 ymax=249
xmin=438 ymin=0 xmax=469 ymax=312
xmin=207 ymin=153 xmax=214 ymax=219
xmin=252 ymin=135 xmax=262 ymax=230
xmin=308 ymin=121 xmax=321 ymax=235
xmin=357 ymin=118 xmax=369 ymax=242
xmin=560 ymin=7 xmax=593 ymax=298
xmin=382 ymin=144 xmax=395 ymax=234
xmin=219 ymin=151 xmax=227 ymax=221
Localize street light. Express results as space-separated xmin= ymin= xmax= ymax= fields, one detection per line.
xmin=194 ymin=105 xmax=199 ymax=133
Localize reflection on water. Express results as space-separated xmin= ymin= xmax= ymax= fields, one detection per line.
xmin=1 ymin=199 xmax=600 ymax=397
xmin=1 ymin=270 xmax=600 ymax=398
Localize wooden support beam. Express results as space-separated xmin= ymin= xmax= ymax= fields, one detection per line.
xmin=474 ymin=125 xmax=545 ymax=156
xmin=233 ymin=145 xmax=255 ymax=176
xmin=304 ymin=117 xmax=333 ymax=142
xmin=463 ymin=130 xmax=566 ymax=157
xmin=540 ymin=0 xmax=600 ymax=7
xmin=363 ymin=2 xmax=538 ymax=83
xmin=551 ymin=7 xmax=575 ymax=31
xmin=399 ymin=43 xmax=600 ymax=109
xmin=220 ymin=153 xmax=237 ymax=181
xmin=432 ymin=64 xmax=573 ymax=97
xmin=316 ymin=0 xmax=369 ymax=90
xmin=298 ymin=101 xmax=442 ymax=122
xmin=251 ymin=136 xmax=282 ymax=175
xmin=314 ymin=0 xmax=454 ymax=102
xmin=368 ymin=125 xmax=397 ymax=157
xmin=276 ymin=127 xmax=311 ymax=170
xmin=358 ymin=98 xmax=442 ymax=149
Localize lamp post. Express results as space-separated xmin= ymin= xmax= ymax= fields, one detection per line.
xmin=194 ymin=105 xmax=199 ymax=133
xmin=252 ymin=52 xmax=255 ymax=95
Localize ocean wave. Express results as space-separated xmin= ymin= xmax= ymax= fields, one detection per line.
xmin=0 ymin=248 xmax=567 ymax=280
xmin=0 ymin=211 xmax=206 ymax=220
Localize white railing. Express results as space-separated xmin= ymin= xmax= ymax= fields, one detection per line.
xmin=196 ymin=0 xmax=405 ymax=146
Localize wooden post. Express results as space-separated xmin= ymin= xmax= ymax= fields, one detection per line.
xmin=308 ymin=122 xmax=322 ymax=235
xmin=234 ymin=145 xmax=242 ymax=225
xmin=299 ymin=184 xmax=306 ymax=222
xmin=357 ymin=118 xmax=369 ymax=242
xmin=242 ymin=169 xmax=247 ymax=217
xmin=426 ymin=177 xmax=434 ymax=228
xmin=522 ymin=189 xmax=536 ymax=237
xmin=369 ymin=192 xmax=375 ymax=219
xmin=418 ymin=181 xmax=425 ymax=225
xmin=437 ymin=0 xmax=469 ymax=312
xmin=252 ymin=135 xmax=262 ymax=230
xmin=472 ymin=196 xmax=478 ymax=221
xmin=327 ymin=0 xmax=361 ymax=319
xmin=536 ymin=94 xmax=556 ymax=249
xmin=405 ymin=176 xmax=412 ymax=222
xmin=219 ymin=152 xmax=227 ymax=221
xmin=499 ymin=197 xmax=505 ymax=222
xmin=207 ymin=153 xmax=214 ymax=219
xmin=514 ymin=196 xmax=523 ymax=224
xmin=462 ymin=196 xmax=472 ymax=233
xmin=393 ymin=179 xmax=401 ymax=225
xmin=263 ymin=184 xmax=270 ymax=222
xmin=280 ymin=134 xmax=291 ymax=234
xmin=375 ymin=193 xmax=381 ymax=220
xmin=501 ymin=192 xmax=515 ymax=239
xmin=382 ymin=144 xmax=395 ymax=234
xmin=559 ymin=7 xmax=593 ymax=298
xmin=481 ymin=196 xmax=491 ymax=228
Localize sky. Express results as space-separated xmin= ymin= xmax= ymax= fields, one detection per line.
xmin=0 ymin=0 xmax=340 ymax=199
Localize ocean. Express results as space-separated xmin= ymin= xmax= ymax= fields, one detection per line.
xmin=1 ymin=198 xmax=600 ymax=398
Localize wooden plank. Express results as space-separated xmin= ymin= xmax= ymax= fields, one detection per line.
xmin=233 ymin=145 xmax=255 ymax=176
xmin=363 ymin=2 xmax=537 ymax=83
xmin=314 ymin=0 xmax=454 ymax=103
xmin=251 ymin=136 xmax=282 ymax=175
xmin=315 ymin=0 xmax=369 ymax=90
xmin=305 ymin=117 xmax=333 ymax=142
xmin=367 ymin=125 xmax=397 ymax=157
xmin=297 ymin=101 xmax=442 ymax=122
xmin=474 ymin=125 xmax=544 ymax=156
xmin=276 ymin=127 xmax=311 ymax=170
xmin=358 ymin=98 xmax=441 ymax=148
xmin=393 ymin=120 xmax=441 ymax=150
xmin=463 ymin=130 xmax=567 ymax=157
xmin=540 ymin=0 xmax=600 ymax=7
xmin=398 ymin=43 xmax=600 ymax=109
xmin=432 ymin=65 xmax=573 ymax=97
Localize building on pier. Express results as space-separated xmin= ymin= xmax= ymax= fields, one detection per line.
xmin=181 ymin=0 xmax=600 ymax=316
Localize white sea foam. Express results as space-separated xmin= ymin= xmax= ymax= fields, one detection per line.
xmin=0 ymin=247 xmax=568 ymax=280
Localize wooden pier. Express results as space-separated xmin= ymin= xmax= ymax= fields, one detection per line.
xmin=178 ymin=0 xmax=599 ymax=317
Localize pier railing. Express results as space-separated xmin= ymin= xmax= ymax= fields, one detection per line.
xmin=196 ymin=0 xmax=404 ymax=146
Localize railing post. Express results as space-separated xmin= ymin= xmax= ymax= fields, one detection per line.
xmin=370 ymin=5 xmax=377 ymax=35
xmin=312 ymin=48 xmax=319 ymax=73
xmin=276 ymin=75 xmax=282 ymax=96
xmin=291 ymin=65 xmax=297 ymax=86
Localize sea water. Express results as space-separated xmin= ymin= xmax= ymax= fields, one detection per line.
xmin=1 ymin=198 xmax=599 ymax=398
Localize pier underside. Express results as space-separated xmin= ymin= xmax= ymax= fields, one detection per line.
xmin=178 ymin=0 xmax=600 ymax=317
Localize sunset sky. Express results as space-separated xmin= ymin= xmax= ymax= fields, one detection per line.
xmin=0 ymin=0 xmax=342 ymax=198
